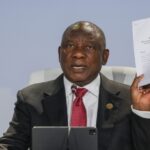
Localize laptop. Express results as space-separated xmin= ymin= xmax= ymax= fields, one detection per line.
xmin=32 ymin=126 xmax=68 ymax=150
xmin=32 ymin=126 xmax=98 ymax=150
xmin=69 ymin=127 xmax=98 ymax=150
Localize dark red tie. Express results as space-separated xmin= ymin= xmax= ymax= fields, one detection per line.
xmin=70 ymin=87 xmax=88 ymax=126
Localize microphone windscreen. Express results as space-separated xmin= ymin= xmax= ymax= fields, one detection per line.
xmin=71 ymin=84 xmax=77 ymax=93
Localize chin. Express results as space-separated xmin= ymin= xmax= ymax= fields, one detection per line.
xmin=70 ymin=75 xmax=87 ymax=81
xmin=70 ymin=77 xmax=91 ymax=86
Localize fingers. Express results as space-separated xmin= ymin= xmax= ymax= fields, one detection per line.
xmin=131 ymin=74 xmax=144 ymax=89
xmin=138 ymin=86 xmax=150 ymax=95
xmin=138 ymin=87 xmax=143 ymax=93
xmin=142 ymin=84 xmax=150 ymax=89
xmin=142 ymin=88 xmax=150 ymax=94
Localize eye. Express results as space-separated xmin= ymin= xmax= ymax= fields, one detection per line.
xmin=66 ymin=43 xmax=75 ymax=49
xmin=85 ymin=45 xmax=96 ymax=52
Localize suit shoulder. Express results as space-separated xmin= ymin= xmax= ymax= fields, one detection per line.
xmin=101 ymin=74 xmax=130 ymax=99
xmin=109 ymin=79 xmax=130 ymax=91
xmin=17 ymin=74 xmax=64 ymax=103
xmin=20 ymin=80 xmax=52 ymax=95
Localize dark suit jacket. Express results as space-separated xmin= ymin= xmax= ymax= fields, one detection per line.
xmin=0 ymin=74 xmax=150 ymax=150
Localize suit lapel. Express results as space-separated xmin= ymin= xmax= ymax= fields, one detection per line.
xmin=96 ymin=73 xmax=131 ymax=149
xmin=96 ymin=74 xmax=125 ymax=149
xmin=42 ymin=74 xmax=68 ymax=126
xmin=97 ymin=73 xmax=123 ymax=129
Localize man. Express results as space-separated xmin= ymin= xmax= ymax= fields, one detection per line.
xmin=0 ymin=21 xmax=150 ymax=150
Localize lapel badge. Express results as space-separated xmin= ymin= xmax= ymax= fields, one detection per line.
xmin=106 ymin=103 xmax=113 ymax=110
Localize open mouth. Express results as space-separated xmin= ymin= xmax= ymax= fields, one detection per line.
xmin=71 ymin=65 xmax=87 ymax=72
xmin=72 ymin=66 xmax=85 ymax=69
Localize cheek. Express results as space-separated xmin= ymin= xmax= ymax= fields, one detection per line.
xmin=88 ymin=58 xmax=102 ymax=73
xmin=59 ymin=53 xmax=71 ymax=70
xmin=89 ymin=55 xmax=101 ymax=66
xmin=59 ymin=51 xmax=67 ymax=63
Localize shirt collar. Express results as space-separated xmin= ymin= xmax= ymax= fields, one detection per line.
xmin=63 ymin=74 xmax=100 ymax=97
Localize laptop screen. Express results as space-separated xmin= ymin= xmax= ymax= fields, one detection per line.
xmin=32 ymin=126 xmax=68 ymax=150
xmin=32 ymin=126 xmax=98 ymax=150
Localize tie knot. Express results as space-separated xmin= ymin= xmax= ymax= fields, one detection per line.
xmin=73 ymin=87 xmax=88 ymax=98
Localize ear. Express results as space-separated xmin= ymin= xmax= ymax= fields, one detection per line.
xmin=58 ymin=46 xmax=61 ymax=62
xmin=102 ymin=49 xmax=109 ymax=65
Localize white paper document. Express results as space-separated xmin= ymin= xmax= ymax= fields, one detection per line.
xmin=132 ymin=18 xmax=150 ymax=86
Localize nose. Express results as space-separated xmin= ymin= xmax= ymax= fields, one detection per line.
xmin=72 ymin=47 xmax=86 ymax=59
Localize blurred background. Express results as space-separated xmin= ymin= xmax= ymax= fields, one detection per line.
xmin=0 ymin=0 xmax=150 ymax=136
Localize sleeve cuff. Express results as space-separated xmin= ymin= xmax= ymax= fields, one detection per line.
xmin=131 ymin=105 xmax=150 ymax=119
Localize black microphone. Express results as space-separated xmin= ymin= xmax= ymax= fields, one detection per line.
xmin=71 ymin=84 xmax=77 ymax=93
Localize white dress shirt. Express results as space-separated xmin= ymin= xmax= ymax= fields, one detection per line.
xmin=63 ymin=74 xmax=150 ymax=127
xmin=64 ymin=75 xmax=100 ymax=127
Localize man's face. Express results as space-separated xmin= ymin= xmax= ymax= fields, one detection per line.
xmin=59 ymin=30 xmax=109 ymax=86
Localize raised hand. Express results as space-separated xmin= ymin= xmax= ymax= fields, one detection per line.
xmin=130 ymin=75 xmax=150 ymax=111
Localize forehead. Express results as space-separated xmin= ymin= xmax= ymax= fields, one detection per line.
xmin=63 ymin=28 xmax=100 ymax=43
